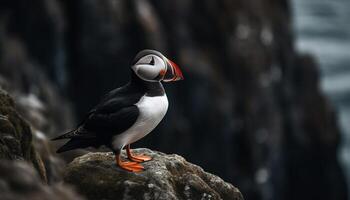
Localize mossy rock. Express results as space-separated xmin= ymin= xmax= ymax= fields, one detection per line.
xmin=64 ymin=149 xmax=243 ymax=200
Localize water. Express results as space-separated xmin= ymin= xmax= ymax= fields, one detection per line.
xmin=292 ymin=0 xmax=350 ymax=193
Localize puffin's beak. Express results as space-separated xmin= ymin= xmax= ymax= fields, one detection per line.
xmin=163 ymin=59 xmax=184 ymax=82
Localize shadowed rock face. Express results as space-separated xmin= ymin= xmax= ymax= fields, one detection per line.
xmin=0 ymin=160 xmax=84 ymax=200
xmin=0 ymin=88 xmax=46 ymax=181
xmin=63 ymin=149 xmax=243 ymax=200
xmin=0 ymin=88 xmax=84 ymax=199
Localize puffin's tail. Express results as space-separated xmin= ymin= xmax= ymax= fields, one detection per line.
xmin=51 ymin=129 xmax=77 ymax=141
xmin=52 ymin=128 xmax=97 ymax=153
xmin=55 ymin=139 xmax=94 ymax=153
xmin=53 ymin=129 xmax=79 ymax=153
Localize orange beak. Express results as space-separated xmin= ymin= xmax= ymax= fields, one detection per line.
xmin=163 ymin=59 xmax=184 ymax=82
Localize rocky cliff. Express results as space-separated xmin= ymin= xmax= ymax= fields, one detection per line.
xmin=0 ymin=0 xmax=347 ymax=200
xmin=0 ymin=89 xmax=45 ymax=180
xmin=0 ymin=88 xmax=84 ymax=199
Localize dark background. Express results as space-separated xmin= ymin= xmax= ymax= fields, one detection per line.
xmin=0 ymin=0 xmax=348 ymax=200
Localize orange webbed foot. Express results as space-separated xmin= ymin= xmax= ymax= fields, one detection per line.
xmin=126 ymin=145 xmax=152 ymax=163
xmin=115 ymin=154 xmax=144 ymax=173
xmin=118 ymin=161 xmax=144 ymax=172
xmin=121 ymin=161 xmax=141 ymax=166
xmin=128 ymin=154 xmax=152 ymax=162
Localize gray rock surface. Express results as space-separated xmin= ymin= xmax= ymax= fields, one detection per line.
xmin=64 ymin=149 xmax=243 ymax=200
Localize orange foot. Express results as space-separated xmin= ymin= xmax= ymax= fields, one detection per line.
xmin=129 ymin=154 xmax=152 ymax=162
xmin=126 ymin=145 xmax=152 ymax=163
xmin=116 ymin=157 xmax=144 ymax=172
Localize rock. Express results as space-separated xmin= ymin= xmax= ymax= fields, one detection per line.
xmin=63 ymin=149 xmax=243 ymax=200
xmin=0 ymin=160 xmax=84 ymax=200
xmin=0 ymin=88 xmax=46 ymax=181
xmin=0 ymin=88 xmax=84 ymax=199
xmin=32 ymin=129 xmax=67 ymax=183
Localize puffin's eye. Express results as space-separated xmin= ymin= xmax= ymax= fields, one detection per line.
xmin=149 ymin=56 xmax=155 ymax=65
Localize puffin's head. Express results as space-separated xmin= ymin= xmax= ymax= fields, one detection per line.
xmin=131 ymin=50 xmax=184 ymax=82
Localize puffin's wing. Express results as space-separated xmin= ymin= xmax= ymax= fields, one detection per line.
xmin=54 ymin=105 xmax=139 ymax=153
xmin=84 ymin=105 xmax=139 ymax=135
xmin=53 ymin=84 xmax=142 ymax=141
xmin=52 ymin=105 xmax=139 ymax=140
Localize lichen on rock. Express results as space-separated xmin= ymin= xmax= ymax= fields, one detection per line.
xmin=63 ymin=148 xmax=243 ymax=200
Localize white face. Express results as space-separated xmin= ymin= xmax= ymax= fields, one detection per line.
xmin=132 ymin=54 xmax=167 ymax=82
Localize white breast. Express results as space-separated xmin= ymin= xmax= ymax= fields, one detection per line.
xmin=112 ymin=94 xmax=168 ymax=150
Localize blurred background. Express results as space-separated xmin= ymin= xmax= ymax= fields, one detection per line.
xmin=0 ymin=0 xmax=348 ymax=200
xmin=292 ymin=0 xmax=350 ymax=197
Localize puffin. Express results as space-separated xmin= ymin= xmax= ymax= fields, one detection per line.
xmin=52 ymin=49 xmax=183 ymax=172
